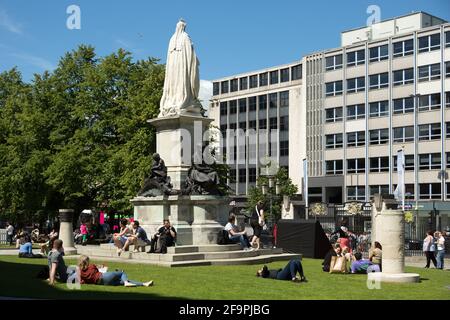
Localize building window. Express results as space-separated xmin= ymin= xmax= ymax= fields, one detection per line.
xmin=291 ymin=64 xmax=302 ymax=80
xmin=229 ymin=169 xmax=236 ymax=183
xmin=280 ymin=116 xmax=289 ymax=131
xmin=280 ymin=68 xmax=289 ymax=82
xmin=419 ymin=93 xmax=441 ymax=112
xmin=239 ymin=98 xmax=247 ymax=113
xmin=249 ymin=75 xmax=258 ymax=88
xmin=418 ymin=33 xmax=440 ymax=53
xmin=393 ymin=154 xmax=415 ymax=171
xmin=369 ymin=73 xmax=388 ymax=90
xmin=248 ymin=97 xmax=257 ymax=111
xmin=347 ymin=104 xmax=365 ymax=120
xmin=213 ymin=82 xmax=220 ymax=96
xmin=259 ymin=119 xmax=267 ymax=130
xmin=446 ymin=92 xmax=450 ymax=108
xmin=393 ymin=126 xmax=414 ymax=143
xmin=280 ymin=141 xmax=289 ymax=156
xmin=369 ymin=100 xmax=389 ymax=118
xmin=238 ymin=169 xmax=246 ymax=183
xmin=230 ymin=79 xmax=238 ymax=92
xmin=418 ymin=63 xmax=441 ymax=82
xmin=446 ymin=31 xmax=450 ymax=48
xmin=393 ymin=68 xmax=414 ymax=86
xmin=446 ymin=122 xmax=450 ymax=139
xmin=419 ymin=183 xmax=441 ymax=200
xmin=347 ymin=186 xmax=365 ymax=201
xmin=325 ymin=134 xmax=343 ymax=149
xmin=393 ymin=39 xmax=414 ymax=58
xmin=325 ymin=54 xmax=343 ymax=71
xmin=418 ymin=123 xmax=441 ymax=141
xmin=259 ymin=73 xmax=268 ymax=87
xmin=369 ymin=44 xmax=388 ymax=62
xmin=347 ymin=77 xmax=365 ymax=93
xmin=248 ymin=120 xmax=257 ymax=130
xmin=326 ymin=160 xmax=343 ymax=175
xmin=239 ymin=122 xmax=246 ymax=131
xmin=221 ymin=81 xmax=229 ymax=94
xmin=370 ymin=185 xmax=389 ymax=198
xmin=446 ymin=61 xmax=450 ymax=78
xmin=347 ymin=158 xmax=365 ymax=174
xmin=370 ymin=157 xmax=389 ymax=173
xmin=259 ymin=95 xmax=267 ymax=110
xmin=325 ymin=107 xmax=343 ymax=122
xmin=419 ymin=153 xmax=441 ymax=170
xmin=347 ymin=49 xmax=365 ymax=67
xmin=393 ymin=97 xmax=414 ymax=114
xmin=229 ymin=100 xmax=237 ymax=114
xmin=239 ymin=77 xmax=248 ymax=90
xmin=369 ymin=128 xmax=389 ymax=145
xmin=269 ymin=93 xmax=277 ymax=109
xmin=446 ymin=153 xmax=450 ymax=168
xmin=325 ymin=81 xmax=343 ymax=97
xmin=347 ymin=131 xmax=365 ymax=147
xmin=280 ymin=91 xmax=289 ymax=107
xmin=270 ymin=70 xmax=279 ymax=85
xmin=249 ymin=168 xmax=257 ymax=182
xmin=220 ymin=101 xmax=227 ymax=116
xmin=269 ymin=117 xmax=277 ymax=130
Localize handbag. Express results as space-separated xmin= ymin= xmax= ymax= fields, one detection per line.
xmin=329 ymin=256 xmax=347 ymax=274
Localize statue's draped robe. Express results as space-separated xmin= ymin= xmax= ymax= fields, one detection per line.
xmin=159 ymin=21 xmax=200 ymax=117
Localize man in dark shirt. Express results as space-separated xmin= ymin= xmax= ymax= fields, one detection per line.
xmin=48 ymin=239 xmax=68 ymax=284
xmin=256 ymin=259 xmax=307 ymax=282
xmin=147 ymin=219 xmax=177 ymax=254
xmin=119 ymin=221 xmax=150 ymax=254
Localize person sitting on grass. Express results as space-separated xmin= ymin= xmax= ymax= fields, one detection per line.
xmin=76 ymin=255 xmax=153 ymax=287
xmin=256 ymin=259 xmax=307 ymax=282
xmin=147 ymin=219 xmax=177 ymax=254
xmin=322 ymin=243 xmax=342 ymax=272
xmin=118 ymin=221 xmax=150 ymax=255
xmin=350 ymin=252 xmax=380 ymax=274
xmin=18 ymin=234 xmax=43 ymax=258
xmin=225 ymin=214 xmax=253 ymax=251
xmin=369 ymin=241 xmax=382 ymax=271
xmin=48 ymin=239 xmax=69 ymax=285
xmin=113 ymin=219 xmax=132 ymax=255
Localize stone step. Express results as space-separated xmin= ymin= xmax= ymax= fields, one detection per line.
xmin=98 ymin=243 xmax=242 ymax=254
xmin=77 ymin=246 xmax=283 ymax=262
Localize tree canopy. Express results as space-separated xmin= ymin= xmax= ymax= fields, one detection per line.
xmin=0 ymin=45 xmax=165 ymax=224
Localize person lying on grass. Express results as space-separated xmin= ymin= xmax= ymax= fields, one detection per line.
xmin=256 ymin=259 xmax=308 ymax=282
xmin=76 ymin=255 xmax=153 ymax=287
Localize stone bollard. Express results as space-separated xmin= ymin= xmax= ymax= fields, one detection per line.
xmin=369 ymin=194 xmax=419 ymax=283
xmin=58 ymin=209 xmax=77 ymax=255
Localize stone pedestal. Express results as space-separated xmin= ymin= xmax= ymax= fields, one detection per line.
xmin=131 ymin=195 xmax=229 ymax=245
xmin=147 ymin=114 xmax=213 ymax=190
xmin=369 ymin=197 xmax=419 ymax=283
xmin=58 ymin=209 xmax=77 ymax=255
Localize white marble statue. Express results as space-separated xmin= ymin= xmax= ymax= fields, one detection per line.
xmin=159 ymin=19 xmax=202 ymax=117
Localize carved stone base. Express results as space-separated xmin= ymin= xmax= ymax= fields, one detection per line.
xmin=131 ymin=195 xmax=229 ymax=245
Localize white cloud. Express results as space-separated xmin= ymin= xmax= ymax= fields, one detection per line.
xmin=0 ymin=10 xmax=22 ymax=34
xmin=10 ymin=53 xmax=55 ymax=71
xmin=199 ymin=79 xmax=212 ymax=113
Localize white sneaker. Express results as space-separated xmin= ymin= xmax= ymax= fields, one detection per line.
xmin=143 ymin=280 xmax=154 ymax=287
xmin=124 ymin=281 xmax=137 ymax=287
xmin=248 ymin=247 xmax=255 ymax=251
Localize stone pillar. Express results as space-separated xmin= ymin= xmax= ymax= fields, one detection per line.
xmin=58 ymin=209 xmax=77 ymax=255
xmin=368 ymin=195 xmax=419 ymax=283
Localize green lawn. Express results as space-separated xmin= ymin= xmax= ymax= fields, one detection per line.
xmin=0 ymin=255 xmax=448 ymax=300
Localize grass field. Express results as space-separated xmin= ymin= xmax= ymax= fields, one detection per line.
xmin=0 ymin=255 xmax=449 ymax=300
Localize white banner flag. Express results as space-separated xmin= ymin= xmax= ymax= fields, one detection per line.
xmin=303 ymin=158 xmax=308 ymax=208
xmin=395 ymin=149 xmax=405 ymax=208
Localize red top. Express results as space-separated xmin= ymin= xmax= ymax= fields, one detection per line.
xmin=80 ymin=264 xmax=102 ymax=284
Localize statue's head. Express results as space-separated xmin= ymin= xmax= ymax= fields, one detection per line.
xmin=176 ymin=19 xmax=186 ymax=32
xmin=152 ymin=153 xmax=160 ymax=161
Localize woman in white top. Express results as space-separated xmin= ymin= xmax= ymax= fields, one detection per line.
xmin=423 ymin=230 xmax=437 ymax=268
xmin=113 ymin=219 xmax=132 ymax=254
xmin=436 ymin=231 xmax=445 ymax=269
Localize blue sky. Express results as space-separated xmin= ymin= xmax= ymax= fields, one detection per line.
xmin=1 ymin=0 xmax=449 ymax=84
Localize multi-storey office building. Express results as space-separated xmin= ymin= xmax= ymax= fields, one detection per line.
xmin=210 ymin=12 xmax=450 ymax=216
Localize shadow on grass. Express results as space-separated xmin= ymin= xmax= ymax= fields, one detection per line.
xmin=0 ymin=259 xmax=186 ymax=300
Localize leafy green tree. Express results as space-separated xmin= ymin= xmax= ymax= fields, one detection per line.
xmin=247 ymin=167 xmax=298 ymax=223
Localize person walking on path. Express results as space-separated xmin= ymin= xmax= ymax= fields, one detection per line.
xmin=423 ymin=230 xmax=437 ymax=268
